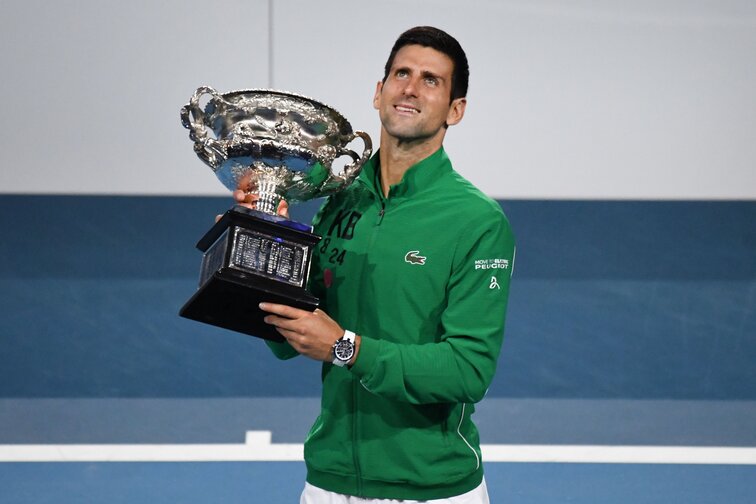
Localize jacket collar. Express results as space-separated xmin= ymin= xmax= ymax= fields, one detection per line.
xmin=358 ymin=147 xmax=452 ymax=200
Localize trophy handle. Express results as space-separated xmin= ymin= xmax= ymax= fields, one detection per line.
xmin=315 ymin=130 xmax=372 ymax=197
xmin=337 ymin=130 xmax=373 ymax=180
xmin=180 ymin=86 xmax=227 ymax=169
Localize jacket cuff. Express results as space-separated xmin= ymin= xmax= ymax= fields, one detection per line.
xmin=265 ymin=339 xmax=299 ymax=360
xmin=349 ymin=335 xmax=379 ymax=379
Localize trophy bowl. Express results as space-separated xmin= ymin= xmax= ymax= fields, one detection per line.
xmin=180 ymin=86 xmax=372 ymax=214
xmin=179 ymin=86 xmax=372 ymax=341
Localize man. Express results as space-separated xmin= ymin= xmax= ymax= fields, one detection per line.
xmin=245 ymin=26 xmax=515 ymax=503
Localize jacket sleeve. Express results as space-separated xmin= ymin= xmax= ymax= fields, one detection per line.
xmin=265 ymin=339 xmax=299 ymax=360
xmin=348 ymin=211 xmax=515 ymax=404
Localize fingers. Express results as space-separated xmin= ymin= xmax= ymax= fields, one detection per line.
xmin=260 ymin=305 xmax=341 ymax=361
xmin=233 ymin=189 xmax=253 ymax=203
xmin=215 ymin=190 xmax=289 ymax=224
xmin=217 ymin=190 xmax=257 ymax=221
xmin=233 ymin=189 xmax=259 ymax=210
xmin=232 ymin=190 xmax=289 ymax=218
xmin=263 ymin=313 xmax=309 ymax=352
xmin=277 ymin=200 xmax=290 ymax=219
xmin=262 ymin=313 xmax=300 ymax=333
xmin=259 ymin=302 xmax=308 ymax=319
xmin=260 ymin=303 xmax=311 ymax=337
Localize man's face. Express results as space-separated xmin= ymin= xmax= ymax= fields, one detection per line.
xmin=373 ymin=44 xmax=466 ymax=144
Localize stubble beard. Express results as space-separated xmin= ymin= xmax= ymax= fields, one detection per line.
xmin=381 ymin=113 xmax=444 ymax=149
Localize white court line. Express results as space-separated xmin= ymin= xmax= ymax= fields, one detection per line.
xmin=481 ymin=444 xmax=756 ymax=465
xmin=0 ymin=432 xmax=302 ymax=463
xmin=0 ymin=431 xmax=755 ymax=464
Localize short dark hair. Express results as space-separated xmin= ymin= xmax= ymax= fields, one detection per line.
xmin=382 ymin=26 xmax=469 ymax=102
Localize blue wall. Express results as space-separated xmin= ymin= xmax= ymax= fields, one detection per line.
xmin=1 ymin=195 xmax=754 ymax=399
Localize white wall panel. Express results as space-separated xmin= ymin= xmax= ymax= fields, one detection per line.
xmin=273 ymin=0 xmax=756 ymax=200
xmin=1 ymin=0 xmax=754 ymax=199
xmin=0 ymin=0 xmax=269 ymax=195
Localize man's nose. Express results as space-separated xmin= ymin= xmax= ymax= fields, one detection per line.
xmin=402 ymin=77 xmax=419 ymax=96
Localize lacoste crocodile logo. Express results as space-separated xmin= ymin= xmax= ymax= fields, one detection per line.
xmin=404 ymin=250 xmax=427 ymax=265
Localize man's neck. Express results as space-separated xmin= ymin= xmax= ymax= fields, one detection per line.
xmin=377 ymin=132 xmax=444 ymax=197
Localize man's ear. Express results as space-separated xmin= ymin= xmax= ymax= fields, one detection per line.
xmin=373 ymin=81 xmax=383 ymax=110
xmin=446 ymin=97 xmax=467 ymax=127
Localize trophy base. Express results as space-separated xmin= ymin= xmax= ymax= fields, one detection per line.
xmin=180 ymin=271 xmax=318 ymax=342
xmin=180 ymin=205 xmax=321 ymax=341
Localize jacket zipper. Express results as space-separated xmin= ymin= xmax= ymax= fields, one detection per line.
xmin=376 ymin=201 xmax=386 ymax=225
xmin=352 ymin=375 xmax=363 ymax=496
xmin=352 ymin=195 xmax=386 ymax=496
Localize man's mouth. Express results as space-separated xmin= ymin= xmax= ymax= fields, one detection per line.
xmin=394 ymin=104 xmax=420 ymax=114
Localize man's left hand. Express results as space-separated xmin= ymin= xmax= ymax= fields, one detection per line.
xmin=259 ymin=303 xmax=343 ymax=362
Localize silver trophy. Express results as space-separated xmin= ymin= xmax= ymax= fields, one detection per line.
xmin=179 ymin=86 xmax=372 ymax=340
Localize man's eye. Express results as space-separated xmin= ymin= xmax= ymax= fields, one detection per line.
xmin=424 ymin=77 xmax=438 ymax=86
xmin=396 ymin=70 xmax=409 ymax=78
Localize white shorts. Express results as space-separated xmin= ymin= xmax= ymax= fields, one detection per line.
xmin=300 ymin=479 xmax=489 ymax=504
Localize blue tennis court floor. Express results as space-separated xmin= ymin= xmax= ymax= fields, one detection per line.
xmin=2 ymin=461 xmax=755 ymax=503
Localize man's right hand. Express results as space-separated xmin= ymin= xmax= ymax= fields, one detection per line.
xmin=215 ymin=190 xmax=290 ymax=222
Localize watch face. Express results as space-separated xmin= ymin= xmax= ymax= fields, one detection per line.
xmin=334 ymin=338 xmax=355 ymax=361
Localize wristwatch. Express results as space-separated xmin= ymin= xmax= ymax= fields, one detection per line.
xmin=332 ymin=330 xmax=356 ymax=367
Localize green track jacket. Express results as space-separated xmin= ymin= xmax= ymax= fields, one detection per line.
xmin=267 ymin=147 xmax=515 ymax=500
